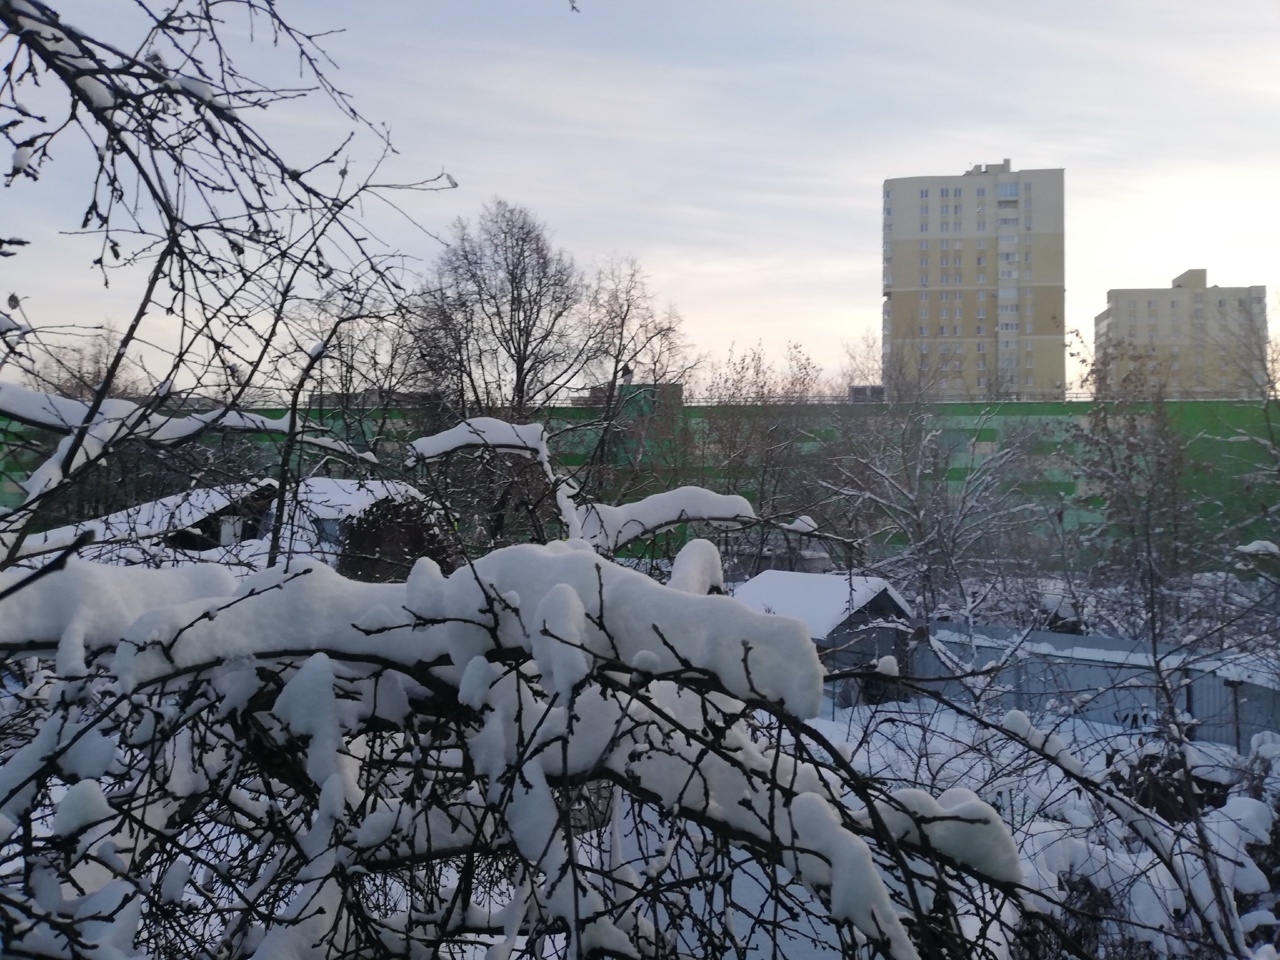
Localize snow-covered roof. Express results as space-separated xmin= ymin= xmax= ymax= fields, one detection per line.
xmin=20 ymin=481 xmax=276 ymax=557
xmin=731 ymin=571 xmax=913 ymax=640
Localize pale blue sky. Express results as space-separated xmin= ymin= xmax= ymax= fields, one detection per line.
xmin=9 ymin=0 xmax=1280 ymax=386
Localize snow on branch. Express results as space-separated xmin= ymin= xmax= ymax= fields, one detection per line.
xmin=570 ymin=485 xmax=755 ymax=551
xmin=405 ymin=417 xmax=755 ymax=549
xmin=0 ymin=381 xmax=369 ymax=503
xmin=406 ymin=417 xmax=554 ymax=476
xmin=0 ymin=534 xmax=1050 ymax=960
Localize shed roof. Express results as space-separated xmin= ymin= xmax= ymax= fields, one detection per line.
xmin=731 ymin=571 xmax=913 ymax=640
xmin=19 ymin=480 xmax=276 ymax=557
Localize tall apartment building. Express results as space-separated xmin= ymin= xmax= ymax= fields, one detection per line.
xmin=881 ymin=159 xmax=1066 ymax=401
xmin=1094 ymin=269 xmax=1267 ymax=400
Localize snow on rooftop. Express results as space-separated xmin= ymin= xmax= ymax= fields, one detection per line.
xmin=20 ymin=481 xmax=276 ymax=556
xmin=731 ymin=571 xmax=912 ymax=641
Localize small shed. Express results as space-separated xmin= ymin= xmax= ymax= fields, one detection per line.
xmin=731 ymin=571 xmax=915 ymax=703
xmin=21 ymin=480 xmax=278 ymax=562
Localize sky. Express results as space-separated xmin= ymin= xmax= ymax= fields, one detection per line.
xmin=8 ymin=0 xmax=1280 ymax=390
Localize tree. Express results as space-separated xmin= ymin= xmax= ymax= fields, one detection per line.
xmin=563 ymin=257 xmax=695 ymax=505
xmin=416 ymin=200 xmax=599 ymax=420
xmin=0 ymin=0 xmax=442 ymax=564
xmin=823 ymin=402 xmax=1034 ymax=621
xmin=23 ymin=328 xmax=151 ymax=403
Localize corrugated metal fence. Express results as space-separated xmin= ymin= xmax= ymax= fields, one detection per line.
xmin=845 ymin=623 xmax=1280 ymax=753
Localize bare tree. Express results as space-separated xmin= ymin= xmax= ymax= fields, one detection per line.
xmin=0 ymin=0 xmax=445 ymax=564
xmin=415 ymin=199 xmax=600 ymax=420
xmin=565 ymin=257 xmax=696 ymax=503
xmin=23 ymin=327 xmax=151 ymax=402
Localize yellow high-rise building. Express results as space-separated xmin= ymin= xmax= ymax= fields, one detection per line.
xmin=1094 ymin=269 xmax=1268 ymax=400
xmin=881 ymin=160 xmax=1066 ymax=401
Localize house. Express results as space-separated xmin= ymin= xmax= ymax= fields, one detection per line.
xmin=23 ymin=477 xmax=447 ymax=580
xmin=19 ymin=480 xmax=279 ymax=563
xmin=731 ymin=571 xmax=915 ymax=703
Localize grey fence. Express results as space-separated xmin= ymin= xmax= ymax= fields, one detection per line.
xmin=834 ymin=622 xmax=1280 ymax=753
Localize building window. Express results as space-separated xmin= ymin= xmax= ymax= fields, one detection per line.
xmin=977 ymin=220 xmax=986 ymax=232
xmin=884 ymin=189 xmax=891 ymax=199
xmin=976 ymin=323 xmax=985 ymax=334
xmin=954 ymin=188 xmax=962 ymax=198
xmin=1024 ymin=251 xmax=1032 ymax=262
xmin=940 ymin=222 xmax=950 ymax=233
xmin=920 ymin=291 xmax=929 ymax=301
xmin=920 ymin=342 xmax=929 ymax=353
xmin=999 ymin=252 xmax=1018 ymax=262
xmin=920 ymin=240 xmax=929 ymax=250
xmin=940 ymin=188 xmax=950 ymax=198
xmin=940 ymin=311 xmax=949 ymax=322
xmin=953 ymin=205 xmax=962 ymax=217
xmin=976 ymin=342 xmax=986 ymax=352
xmin=941 ymin=240 xmax=950 ymax=251
xmin=952 ymin=325 xmax=961 ymax=336
xmin=920 ymin=189 xmax=929 ymax=199
xmin=919 ymin=307 xmax=929 ymax=319
xmin=920 ymin=274 xmax=929 ymax=286
xmin=976 ymin=187 xmax=985 ymax=197
xmin=918 ymin=325 xmax=926 ymax=336
xmin=999 ymin=269 xmax=1017 ymax=279
xmin=941 ymin=205 xmax=950 ymax=216
xmin=976 ymin=291 xmax=986 ymax=301
xmin=920 ymin=222 xmax=929 ymax=233
xmin=997 ymin=217 xmax=1019 ymax=227
xmin=977 ymin=375 xmax=986 ymax=385
xmin=998 ymin=182 xmax=1019 ymax=198
xmin=976 ymin=274 xmax=986 ymax=284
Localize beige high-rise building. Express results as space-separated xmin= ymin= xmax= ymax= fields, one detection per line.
xmin=881 ymin=159 xmax=1066 ymax=401
xmin=1094 ymin=270 xmax=1268 ymax=400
